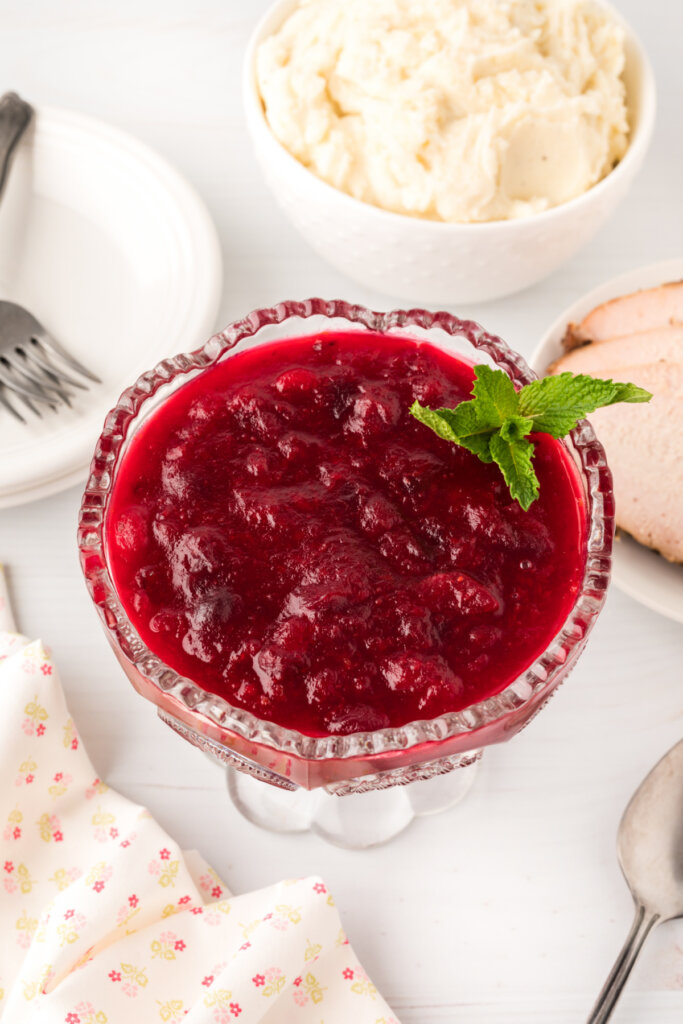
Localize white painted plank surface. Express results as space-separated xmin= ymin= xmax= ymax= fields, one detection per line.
xmin=0 ymin=0 xmax=682 ymax=1019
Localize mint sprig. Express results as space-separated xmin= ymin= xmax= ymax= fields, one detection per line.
xmin=410 ymin=367 xmax=651 ymax=510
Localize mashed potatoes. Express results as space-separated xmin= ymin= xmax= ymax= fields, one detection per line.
xmin=256 ymin=0 xmax=629 ymax=223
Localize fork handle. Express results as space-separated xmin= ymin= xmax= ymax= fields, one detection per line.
xmin=0 ymin=92 xmax=33 ymax=200
xmin=586 ymin=904 xmax=660 ymax=1023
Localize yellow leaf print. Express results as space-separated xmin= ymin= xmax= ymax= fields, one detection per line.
xmin=17 ymin=864 xmax=35 ymax=894
xmin=303 ymin=973 xmax=327 ymax=1004
xmin=16 ymin=911 xmax=37 ymax=936
xmin=22 ymin=982 xmax=37 ymax=1002
xmin=157 ymin=999 xmax=184 ymax=1022
xmin=63 ymin=719 xmax=77 ymax=748
xmin=161 ymin=903 xmax=179 ymax=919
xmin=150 ymin=940 xmax=176 ymax=961
xmin=8 ymin=806 xmax=22 ymax=825
xmin=275 ymin=903 xmax=302 ymax=924
xmin=91 ymin=806 xmax=116 ymax=827
xmin=239 ymin=918 xmax=261 ymax=940
xmin=158 ymin=861 xmax=179 ymax=888
xmin=121 ymin=963 xmax=149 ymax=988
xmin=304 ymin=939 xmax=322 ymax=961
xmin=203 ymin=989 xmax=232 ymax=1009
xmin=19 ymin=758 xmax=37 ymax=776
xmin=351 ymin=975 xmax=377 ymax=999
xmin=49 ymin=868 xmax=72 ymax=891
xmin=24 ymin=696 xmax=48 ymax=722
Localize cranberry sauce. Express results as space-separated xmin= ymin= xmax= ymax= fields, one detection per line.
xmin=106 ymin=332 xmax=586 ymax=736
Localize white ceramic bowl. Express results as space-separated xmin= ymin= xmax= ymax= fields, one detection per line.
xmin=243 ymin=0 xmax=656 ymax=305
xmin=532 ymin=258 xmax=683 ymax=625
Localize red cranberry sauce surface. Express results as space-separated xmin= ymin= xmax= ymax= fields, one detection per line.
xmin=106 ymin=331 xmax=586 ymax=736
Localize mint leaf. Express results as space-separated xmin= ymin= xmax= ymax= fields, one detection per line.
xmin=470 ymin=363 xmax=519 ymax=423
xmin=489 ymin=433 xmax=539 ymax=511
xmin=410 ymin=401 xmax=494 ymax=460
xmin=409 ymin=365 xmax=652 ymax=510
xmin=518 ymin=373 xmax=652 ymax=438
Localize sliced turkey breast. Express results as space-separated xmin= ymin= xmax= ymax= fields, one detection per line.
xmin=563 ymin=280 xmax=683 ymax=348
xmin=550 ymin=324 xmax=683 ymax=563
xmin=552 ymin=326 xmax=683 ymax=376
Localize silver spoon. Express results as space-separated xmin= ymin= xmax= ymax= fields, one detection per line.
xmin=587 ymin=738 xmax=683 ymax=1022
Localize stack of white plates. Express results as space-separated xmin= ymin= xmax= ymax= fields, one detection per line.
xmin=0 ymin=106 xmax=222 ymax=508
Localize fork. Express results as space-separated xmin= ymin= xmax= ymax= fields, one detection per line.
xmin=0 ymin=92 xmax=101 ymax=423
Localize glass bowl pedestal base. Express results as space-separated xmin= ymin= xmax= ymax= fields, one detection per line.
xmin=227 ymin=755 xmax=480 ymax=849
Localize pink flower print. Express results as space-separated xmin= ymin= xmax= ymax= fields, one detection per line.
xmin=148 ymin=859 xmax=161 ymax=876
xmin=159 ymin=848 xmax=171 ymax=861
xmin=70 ymin=736 xmax=78 ymax=750
xmin=190 ymin=907 xmax=203 ymax=915
xmin=4 ymin=860 xmax=13 ymax=873
xmin=239 ymin=941 xmax=250 ymax=950
xmin=178 ymin=895 xmax=191 ymax=904
xmin=293 ymin=976 xmax=302 ymax=987
xmin=74 ymin=1005 xmax=97 ymax=1018
xmin=252 ymin=974 xmax=265 ymax=987
xmin=293 ymin=989 xmax=308 ymax=1007
xmin=159 ymin=930 xmax=177 ymax=945
xmin=109 ymin=827 xmax=119 ymax=838
xmin=93 ymin=880 xmax=105 ymax=893
xmin=22 ymin=718 xmax=34 ymax=735
xmin=4 ymin=876 xmax=17 ymax=893
xmin=174 ymin=939 xmax=186 ymax=952
xmin=263 ymin=913 xmax=273 ymax=921
xmin=64 ymin=909 xmax=75 ymax=920
xmin=120 ymin=839 xmax=131 ymax=848
xmin=54 ymin=772 xmax=63 ymax=782
xmin=17 ymin=931 xmax=32 ymax=949
xmin=342 ymin=968 xmax=354 ymax=980
xmin=313 ymin=882 xmax=326 ymax=894
xmin=202 ymin=975 xmax=214 ymax=988
xmin=25 ymin=774 xmax=34 ymax=784
xmin=13 ymin=826 xmax=21 ymax=839
xmin=121 ymin=981 xmax=138 ymax=998
xmin=211 ymin=885 xmax=222 ymax=898
xmin=265 ymin=967 xmax=282 ymax=983
xmin=203 ymin=909 xmax=221 ymax=926
xmin=36 ymin=723 xmax=46 ymax=736
xmin=65 ymin=1014 xmax=80 ymax=1023
xmin=229 ymin=1004 xmax=241 ymax=1017
xmin=40 ymin=663 xmax=52 ymax=675
xmin=109 ymin=970 xmax=121 ymax=982
xmin=54 ymin=830 xmax=64 ymax=843
xmin=128 ymin=894 xmax=139 ymax=908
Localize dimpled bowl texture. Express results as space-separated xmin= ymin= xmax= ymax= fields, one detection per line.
xmin=243 ymin=0 xmax=655 ymax=305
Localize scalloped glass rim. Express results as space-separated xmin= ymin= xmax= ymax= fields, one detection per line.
xmin=78 ymin=298 xmax=614 ymax=764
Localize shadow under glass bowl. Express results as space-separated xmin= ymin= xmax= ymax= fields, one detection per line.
xmin=78 ymin=300 xmax=614 ymax=842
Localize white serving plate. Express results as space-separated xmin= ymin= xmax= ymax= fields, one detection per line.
xmin=0 ymin=105 xmax=222 ymax=508
xmin=532 ymin=258 xmax=683 ymax=625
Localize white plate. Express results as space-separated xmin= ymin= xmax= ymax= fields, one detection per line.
xmin=532 ymin=258 xmax=683 ymax=624
xmin=0 ymin=105 xmax=223 ymax=508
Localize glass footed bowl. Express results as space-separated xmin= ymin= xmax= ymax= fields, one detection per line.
xmin=78 ymin=299 xmax=614 ymax=848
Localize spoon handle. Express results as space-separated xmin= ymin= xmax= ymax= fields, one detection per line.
xmin=586 ymin=904 xmax=659 ymax=1024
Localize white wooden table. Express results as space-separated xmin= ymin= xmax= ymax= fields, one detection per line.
xmin=1 ymin=1 xmax=682 ymax=1019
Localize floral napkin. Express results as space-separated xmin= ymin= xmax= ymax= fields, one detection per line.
xmin=0 ymin=566 xmax=398 ymax=1023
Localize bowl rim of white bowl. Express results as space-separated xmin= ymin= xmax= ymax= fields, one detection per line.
xmin=243 ymin=0 xmax=656 ymax=234
xmin=531 ymin=257 xmax=683 ymax=625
